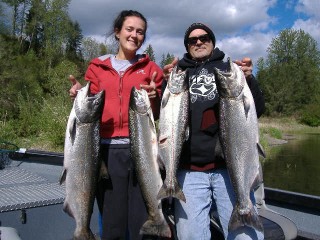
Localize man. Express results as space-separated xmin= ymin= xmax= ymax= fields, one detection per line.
xmin=163 ymin=23 xmax=265 ymax=239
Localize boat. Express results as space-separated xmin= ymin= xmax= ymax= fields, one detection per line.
xmin=1 ymin=149 xmax=320 ymax=240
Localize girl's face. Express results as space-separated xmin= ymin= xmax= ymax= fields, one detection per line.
xmin=115 ymin=16 xmax=146 ymax=55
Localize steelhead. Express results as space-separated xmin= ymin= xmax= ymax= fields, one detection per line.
xmin=129 ymin=87 xmax=171 ymax=238
xmin=157 ymin=66 xmax=188 ymax=202
xmin=214 ymin=58 xmax=265 ymax=233
xmin=60 ymin=83 xmax=106 ymax=240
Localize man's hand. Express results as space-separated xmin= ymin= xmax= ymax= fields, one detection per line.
xmin=234 ymin=57 xmax=253 ymax=80
xmin=163 ymin=57 xmax=179 ymax=81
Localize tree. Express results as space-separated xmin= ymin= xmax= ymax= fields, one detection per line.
xmin=257 ymin=29 xmax=320 ymax=116
xmin=143 ymin=44 xmax=155 ymax=62
xmin=160 ymin=52 xmax=175 ymax=69
xmin=65 ymin=20 xmax=83 ymax=61
xmin=25 ymin=0 xmax=45 ymax=54
xmin=0 ymin=1 xmax=10 ymax=34
xmin=81 ymin=37 xmax=104 ymax=62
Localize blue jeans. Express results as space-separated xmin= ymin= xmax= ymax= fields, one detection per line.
xmin=174 ymin=168 xmax=264 ymax=240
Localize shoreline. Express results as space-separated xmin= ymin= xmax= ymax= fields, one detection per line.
xmin=259 ymin=116 xmax=320 ymax=146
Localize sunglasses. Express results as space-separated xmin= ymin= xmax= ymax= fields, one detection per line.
xmin=187 ymin=34 xmax=211 ymax=45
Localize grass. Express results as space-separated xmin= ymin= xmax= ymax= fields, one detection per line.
xmin=259 ymin=116 xmax=320 ymax=135
xmin=258 ymin=116 xmax=320 ymax=161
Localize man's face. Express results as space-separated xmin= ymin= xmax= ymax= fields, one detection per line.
xmin=187 ymin=29 xmax=214 ymax=61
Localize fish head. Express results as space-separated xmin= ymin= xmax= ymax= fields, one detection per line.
xmin=214 ymin=57 xmax=245 ymax=99
xmin=74 ymin=82 xmax=105 ymax=123
xmin=168 ymin=66 xmax=187 ymax=94
xmin=129 ymin=87 xmax=150 ymax=114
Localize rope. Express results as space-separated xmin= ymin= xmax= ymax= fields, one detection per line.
xmin=0 ymin=139 xmax=19 ymax=153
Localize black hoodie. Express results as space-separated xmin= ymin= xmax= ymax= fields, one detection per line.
xmin=176 ymin=47 xmax=265 ymax=169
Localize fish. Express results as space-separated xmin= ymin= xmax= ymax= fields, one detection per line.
xmin=213 ymin=57 xmax=265 ymax=233
xmin=59 ymin=82 xmax=106 ymax=240
xmin=157 ymin=66 xmax=188 ymax=202
xmin=129 ymin=87 xmax=171 ymax=238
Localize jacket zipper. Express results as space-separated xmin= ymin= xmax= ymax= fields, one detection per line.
xmin=116 ymin=58 xmax=144 ymax=133
xmin=119 ymin=74 xmax=123 ymax=130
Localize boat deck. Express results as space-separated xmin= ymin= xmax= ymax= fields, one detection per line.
xmin=1 ymin=151 xmax=320 ymax=240
xmin=0 ymin=168 xmax=64 ymax=213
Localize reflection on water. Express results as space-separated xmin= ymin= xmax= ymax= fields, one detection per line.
xmin=261 ymin=133 xmax=320 ymax=196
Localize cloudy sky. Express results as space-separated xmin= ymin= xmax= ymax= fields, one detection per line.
xmin=68 ymin=0 xmax=320 ymax=70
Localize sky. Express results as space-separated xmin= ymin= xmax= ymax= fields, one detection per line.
xmin=68 ymin=0 xmax=320 ymax=70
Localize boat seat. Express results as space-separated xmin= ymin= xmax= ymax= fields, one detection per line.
xmin=163 ymin=181 xmax=298 ymax=240
xmin=0 ymin=227 xmax=22 ymax=240
xmin=255 ymin=183 xmax=298 ymax=240
xmin=209 ymin=182 xmax=298 ymax=240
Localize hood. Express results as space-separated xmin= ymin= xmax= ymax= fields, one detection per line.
xmin=89 ymin=53 xmax=150 ymax=67
xmin=178 ymin=47 xmax=225 ymax=70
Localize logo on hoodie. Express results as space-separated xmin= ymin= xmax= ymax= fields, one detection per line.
xmin=189 ymin=68 xmax=217 ymax=103
xmin=136 ymin=69 xmax=146 ymax=75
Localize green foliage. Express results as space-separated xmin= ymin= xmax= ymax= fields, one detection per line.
xmin=257 ymin=29 xmax=320 ymax=117
xmin=36 ymin=95 xmax=72 ymax=150
xmin=81 ymin=37 xmax=107 ymax=62
xmin=299 ymin=104 xmax=320 ymax=127
xmin=160 ymin=53 xmax=175 ymax=69
xmin=268 ymin=127 xmax=283 ymax=139
xmin=260 ymin=126 xmax=282 ymax=139
xmin=0 ymin=2 xmax=10 ymax=35
xmin=143 ymin=44 xmax=156 ymax=62
xmin=0 ymin=2 xmax=181 ymax=151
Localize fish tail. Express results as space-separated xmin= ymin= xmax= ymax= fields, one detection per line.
xmin=63 ymin=201 xmax=74 ymax=219
xmin=157 ymin=183 xmax=169 ymax=200
xmin=228 ymin=202 xmax=264 ymax=233
xmin=140 ymin=219 xmax=172 ymax=238
xmin=157 ymin=180 xmax=186 ymax=202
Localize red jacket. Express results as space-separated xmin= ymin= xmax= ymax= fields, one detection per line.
xmin=85 ymin=54 xmax=163 ymax=139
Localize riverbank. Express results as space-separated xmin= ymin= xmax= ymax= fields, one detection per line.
xmin=3 ymin=116 xmax=319 ymax=153
xmin=259 ymin=116 xmax=320 ymax=146
xmin=259 ymin=116 xmax=320 ymax=134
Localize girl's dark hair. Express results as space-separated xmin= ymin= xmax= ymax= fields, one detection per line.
xmin=111 ymin=10 xmax=147 ymax=43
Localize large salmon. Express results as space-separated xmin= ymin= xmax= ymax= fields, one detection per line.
xmin=157 ymin=66 xmax=188 ymax=202
xmin=60 ymin=82 xmax=106 ymax=240
xmin=214 ymin=58 xmax=265 ymax=233
xmin=129 ymin=87 xmax=171 ymax=237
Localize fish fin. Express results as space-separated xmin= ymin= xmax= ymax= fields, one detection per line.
xmin=63 ymin=201 xmax=74 ymax=218
xmin=59 ymin=168 xmax=66 ymax=185
xmin=99 ymin=161 xmax=109 ymax=180
xmin=140 ymin=219 xmax=172 ymax=238
xmin=69 ymin=117 xmax=77 ymax=145
xmin=243 ymin=95 xmax=251 ymax=119
xmin=252 ymin=170 xmax=263 ymax=190
xmin=157 ymin=180 xmax=186 ymax=202
xmin=228 ymin=202 xmax=264 ymax=233
xmin=257 ymin=142 xmax=266 ymax=158
xmin=161 ymin=89 xmax=170 ymax=108
xmin=157 ymin=155 xmax=165 ymax=170
xmin=184 ymin=126 xmax=190 ymax=141
xmin=158 ymin=134 xmax=168 ymax=145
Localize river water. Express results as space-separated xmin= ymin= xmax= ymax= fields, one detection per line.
xmin=261 ymin=133 xmax=320 ymax=196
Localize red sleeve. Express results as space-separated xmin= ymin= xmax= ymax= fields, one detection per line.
xmin=84 ymin=63 xmax=100 ymax=94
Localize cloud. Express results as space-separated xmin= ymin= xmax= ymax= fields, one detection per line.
xmin=68 ymin=0 xmax=306 ymax=66
xmin=292 ymin=0 xmax=320 ymax=47
xmin=292 ymin=19 xmax=320 ymax=45
xmin=218 ymin=31 xmax=275 ymax=66
xmin=295 ymin=0 xmax=320 ymax=19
